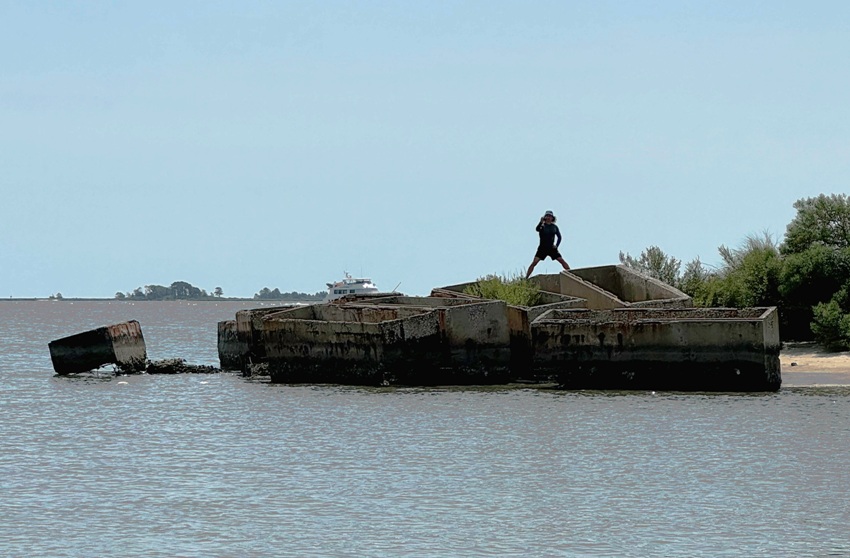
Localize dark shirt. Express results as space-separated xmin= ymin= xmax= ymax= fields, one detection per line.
xmin=536 ymin=222 xmax=561 ymax=248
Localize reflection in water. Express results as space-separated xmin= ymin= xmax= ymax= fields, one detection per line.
xmin=2 ymin=301 xmax=850 ymax=557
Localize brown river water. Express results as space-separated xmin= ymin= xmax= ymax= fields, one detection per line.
xmin=2 ymin=300 xmax=850 ymax=557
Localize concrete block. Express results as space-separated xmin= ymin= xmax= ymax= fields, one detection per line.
xmin=347 ymin=296 xmax=515 ymax=380
xmin=234 ymin=305 xmax=305 ymax=373
xmin=263 ymin=305 xmax=443 ymax=385
xmin=49 ymin=320 xmax=147 ymax=375
xmin=531 ymin=307 xmax=781 ymax=391
xmin=217 ymin=320 xmax=243 ymax=370
xmin=569 ymin=265 xmax=692 ymax=308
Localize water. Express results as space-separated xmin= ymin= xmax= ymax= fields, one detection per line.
xmin=2 ymin=300 xmax=850 ymax=557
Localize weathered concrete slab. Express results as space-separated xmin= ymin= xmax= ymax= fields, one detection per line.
xmin=234 ymin=305 xmax=304 ymax=374
xmin=224 ymin=267 xmax=778 ymax=391
xmin=217 ymin=320 xmax=243 ymax=370
xmin=263 ymin=304 xmax=444 ymax=385
xmin=431 ymin=281 xmax=587 ymax=374
xmin=568 ymin=265 xmax=692 ymax=308
xmin=347 ymin=296 xmax=515 ymax=381
xmin=531 ymin=272 xmax=627 ymax=309
xmin=531 ymin=307 xmax=781 ymax=391
xmin=49 ymin=320 xmax=147 ymax=375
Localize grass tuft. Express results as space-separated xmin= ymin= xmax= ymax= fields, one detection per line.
xmin=463 ymin=272 xmax=541 ymax=307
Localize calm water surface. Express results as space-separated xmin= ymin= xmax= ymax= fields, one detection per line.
xmin=2 ymin=300 xmax=850 ymax=557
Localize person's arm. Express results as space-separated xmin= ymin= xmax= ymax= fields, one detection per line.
xmin=555 ymin=225 xmax=562 ymax=247
xmin=536 ymin=220 xmax=544 ymax=232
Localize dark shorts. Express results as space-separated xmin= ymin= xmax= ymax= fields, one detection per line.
xmin=535 ymin=245 xmax=562 ymax=260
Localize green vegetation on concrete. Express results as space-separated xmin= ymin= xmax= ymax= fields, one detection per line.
xmin=620 ymin=193 xmax=850 ymax=348
xmin=463 ymin=273 xmax=541 ymax=307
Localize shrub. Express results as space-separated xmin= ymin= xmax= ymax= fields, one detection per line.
xmin=619 ymin=246 xmax=681 ymax=286
xmin=690 ymin=235 xmax=783 ymax=309
xmin=463 ymin=273 xmax=541 ymax=307
xmin=811 ymin=300 xmax=850 ymax=351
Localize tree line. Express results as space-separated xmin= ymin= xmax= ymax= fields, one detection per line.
xmin=619 ymin=193 xmax=850 ymax=349
xmin=253 ymin=287 xmax=324 ymax=301
xmin=115 ymin=282 xmax=323 ymax=301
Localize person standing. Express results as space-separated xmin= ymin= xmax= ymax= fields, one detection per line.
xmin=526 ymin=210 xmax=571 ymax=279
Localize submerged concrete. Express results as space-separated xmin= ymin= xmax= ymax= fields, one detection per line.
xmin=220 ymin=265 xmax=782 ymax=391
xmin=262 ymin=303 xmax=443 ymax=385
xmin=217 ymin=320 xmax=243 ymax=370
xmin=263 ymin=297 xmax=516 ymax=385
xmin=532 ymin=307 xmax=781 ymax=391
xmin=234 ymin=305 xmax=304 ymax=375
xmin=146 ymin=358 xmax=220 ymax=374
xmin=49 ymin=320 xmax=147 ymax=375
xmin=346 ymin=296 xmax=513 ymax=381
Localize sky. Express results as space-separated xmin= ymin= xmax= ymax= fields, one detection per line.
xmin=2 ymin=1 xmax=849 ymax=298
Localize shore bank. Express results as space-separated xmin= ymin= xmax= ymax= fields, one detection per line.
xmin=781 ymin=342 xmax=850 ymax=386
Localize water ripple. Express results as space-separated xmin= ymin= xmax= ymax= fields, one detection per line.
xmin=2 ymin=302 xmax=850 ymax=556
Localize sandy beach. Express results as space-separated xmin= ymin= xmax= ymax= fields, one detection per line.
xmin=780 ymin=342 xmax=850 ymax=386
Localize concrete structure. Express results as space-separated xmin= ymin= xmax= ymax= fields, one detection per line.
xmin=566 ymin=265 xmax=692 ymax=308
xmin=433 ymin=266 xmax=694 ymax=373
xmin=522 ymin=266 xmax=692 ymax=309
xmin=219 ymin=265 xmax=781 ymax=391
xmin=262 ymin=303 xmax=443 ymax=385
xmin=234 ymin=305 xmax=304 ymax=374
xmin=345 ymin=296 xmax=512 ymax=379
xmin=532 ymin=307 xmax=781 ymax=391
xmin=263 ymin=296 xmax=513 ymax=385
xmin=49 ymin=320 xmax=147 ymax=375
xmin=217 ymin=320 xmax=243 ymax=370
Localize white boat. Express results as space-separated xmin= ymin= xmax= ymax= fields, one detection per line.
xmin=324 ymin=272 xmax=380 ymax=302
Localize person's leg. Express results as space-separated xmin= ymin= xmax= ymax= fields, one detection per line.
xmin=526 ymin=257 xmax=541 ymax=279
xmin=556 ymin=257 xmax=571 ymax=271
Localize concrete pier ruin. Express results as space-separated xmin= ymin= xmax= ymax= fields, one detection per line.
xmin=49 ymin=320 xmax=147 ymax=375
xmin=532 ymin=307 xmax=781 ymax=391
xmin=217 ymin=320 xmax=242 ymax=370
xmin=261 ymin=296 xmax=512 ymax=385
xmin=218 ymin=265 xmax=781 ymax=391
xmin=228 ymin=305 xmax=306 ymax=375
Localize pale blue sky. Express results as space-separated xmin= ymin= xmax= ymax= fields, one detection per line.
xmin=2 ymin=1 xmax=848 ymax=298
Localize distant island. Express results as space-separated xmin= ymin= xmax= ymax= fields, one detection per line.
xmin=110 ymin=281 xmax=325 ymax=302
xmin=9 ymin=281 xmax=326 ymax=302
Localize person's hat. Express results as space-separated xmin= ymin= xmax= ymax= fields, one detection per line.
xmin=544 ymin=210 xmax=554 ymax=217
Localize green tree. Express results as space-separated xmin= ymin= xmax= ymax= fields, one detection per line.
xmin=170 ymin=281 xmax=202 ymax=299
xmin=782 ymin=193 xmax=850 ymax=255
xmin=254 ymin=287 xmax=272 ymax=299
xmin=617 ymin=245 xmax=711 ymax=297
xmin=678 ymin=257 xmax=712 ymax=298
xmin=145 ymin=284 xmax=170 ymax=299
xmin=779 ymin=244 xmax=850 ymax=309
xmin=619 ymin=246 xmax=681 ymax=286
xmin=214 ymin=287 xmax=223 ymax=297
xmin=811 ymin=298 xmax=850 ymax=351
xmin=693 ymin=232 xmax=782 ymax=309
xmin=780 ymin=194 xmax=850 ymax=342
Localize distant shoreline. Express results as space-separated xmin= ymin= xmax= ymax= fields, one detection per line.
xmin=6 ymin=297 xmax=848 ymax=385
